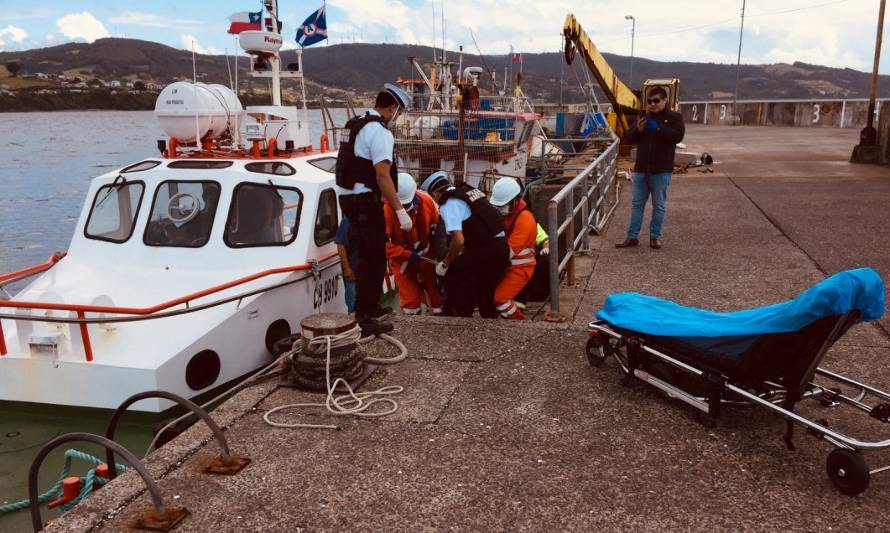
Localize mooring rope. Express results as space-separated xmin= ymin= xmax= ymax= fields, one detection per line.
xmin=263 ymin=326 xmax=408 ymax=430
xmin=0 ymin=449 xmax=127 ymax=515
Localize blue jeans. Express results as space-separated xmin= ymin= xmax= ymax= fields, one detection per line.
xmin=627 ymin=172 xmax=672 ymax=240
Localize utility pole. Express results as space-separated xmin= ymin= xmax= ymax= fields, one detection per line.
xmin=852 ymin=0 xmax=886 ymax=164
xmin=732 ymin=0 xmax=746 ymax=125
xmin=625 ymin=15 xmax=635 ymax=88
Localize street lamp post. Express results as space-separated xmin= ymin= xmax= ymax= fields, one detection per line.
xmin=625 ymin=15 xmax=635 ymax=88
xmin=851 ymin=0 xmax=886 ymax=164
xmin=733 ymin=0 xmax=746 ymax=125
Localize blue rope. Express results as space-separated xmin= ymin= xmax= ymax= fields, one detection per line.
xmin=0 ymin=449 xmax=127 ymax=515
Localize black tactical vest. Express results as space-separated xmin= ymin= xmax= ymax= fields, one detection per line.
xmin=438 ymin=183 xmax=505 ymax=250
xmin=335 ymin=112 xmax=398 ymax=193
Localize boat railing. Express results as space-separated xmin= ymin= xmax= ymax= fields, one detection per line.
xmin=0 ymin=252 xmax=339 ymax=360
xmin=545 ymin=134 xmax=620 ymax=321
xmin=0 ymin=252 xmax=67 ymax=289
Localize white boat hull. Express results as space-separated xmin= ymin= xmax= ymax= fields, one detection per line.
xmin=0 ymin=267 xmax=345 ymax=412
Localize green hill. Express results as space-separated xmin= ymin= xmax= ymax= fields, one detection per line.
xmin=2 ymin=37 xmax=890 ymax=104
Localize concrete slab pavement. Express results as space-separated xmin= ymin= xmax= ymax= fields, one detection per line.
xmin=46 ymin=126 xmax=890 ymax=532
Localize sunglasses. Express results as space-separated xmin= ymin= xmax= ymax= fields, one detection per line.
xmin=647 ymin=97 xmax=663 ymax=104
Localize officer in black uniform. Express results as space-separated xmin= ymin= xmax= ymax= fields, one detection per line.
xmin=335 ymin=83 xmax=412 ymax=335
xmin=421 ymin=174 xmax=510 ymax=318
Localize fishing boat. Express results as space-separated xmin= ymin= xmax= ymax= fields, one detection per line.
xmin=391 ymin=55 xmax=542 ymax=191
xmin=0 ymin=1 xmax=345 ymax=412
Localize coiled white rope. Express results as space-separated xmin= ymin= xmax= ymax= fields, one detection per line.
xmin=263 ymin=326 xmax=408 ymax=430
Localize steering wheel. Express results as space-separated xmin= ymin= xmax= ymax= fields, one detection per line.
xmin=167 ymin=192 xmax=200 ymax=224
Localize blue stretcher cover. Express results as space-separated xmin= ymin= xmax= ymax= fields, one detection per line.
xmin=596 ymin=268 xmax=885 ymax=338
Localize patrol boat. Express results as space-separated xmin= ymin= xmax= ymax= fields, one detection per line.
xmin=0 ymin=2 xmax=346 ymax=412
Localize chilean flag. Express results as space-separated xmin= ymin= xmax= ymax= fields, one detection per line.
xmin=228 ymin=11 xmax=262 ymax=34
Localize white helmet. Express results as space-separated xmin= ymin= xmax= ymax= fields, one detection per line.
xmin=397 ymin=172 xmax=417 ymax=205
xmin=490 ymin=178 xmax=521 ymax=207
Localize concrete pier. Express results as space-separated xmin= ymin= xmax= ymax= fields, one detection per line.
xmin=47 ymin=125 xmax=890 ymax=532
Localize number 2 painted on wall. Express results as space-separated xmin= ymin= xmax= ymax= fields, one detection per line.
xmin=692 ymin=105 xmax=698 ymax=122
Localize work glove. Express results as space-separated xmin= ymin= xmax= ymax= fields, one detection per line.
xmin=396 ymin=209 xmax=413 ymax=232
xmin=409 ymin=251 xmax=421 ymax=263
xmin=435 ymin=261 xmax=449 ymax=277
xmin=646 ymin=116 xmax=659 ymax=131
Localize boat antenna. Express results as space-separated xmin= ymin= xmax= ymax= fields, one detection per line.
xmin=431 ymin=0 xmax=437 ymax=62
xmin=225 ymin=47 xmax=234 ymax=91
xmin=441 ymin=1 xmax=446 ymax=62
xmin=192 ymin=39 xmax=200 ymax=148
xmin=468 ymin=28 xmax=498 ymax=93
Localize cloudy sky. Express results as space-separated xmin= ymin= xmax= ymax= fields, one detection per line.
xmin=0 ymin=0 xmax=888 ymax=73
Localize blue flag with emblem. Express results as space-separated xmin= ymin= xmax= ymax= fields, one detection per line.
xmin=295 ymin=4 xmax=327 ymax=48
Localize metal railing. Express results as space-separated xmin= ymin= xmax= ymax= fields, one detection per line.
xmin=546 ymin=135 xmax=620 ymax=320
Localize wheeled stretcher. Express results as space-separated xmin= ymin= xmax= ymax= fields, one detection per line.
xmin=586 ymin=268 xmax=890 ymax=496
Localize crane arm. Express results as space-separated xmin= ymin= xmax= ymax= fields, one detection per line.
xmin=563 ymin=14 xmax=642 ymax=135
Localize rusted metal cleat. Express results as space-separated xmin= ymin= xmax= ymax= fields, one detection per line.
xmin=131 ymin=507 xmax=190 ymax=532
xmin=203 ymin=454 xmax=252 ymax=475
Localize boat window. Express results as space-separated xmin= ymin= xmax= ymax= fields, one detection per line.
xmin=225 ymin=182 xmax=302 ymax=248
xmin=84 ymin=181 xmax=145 ymax=243
xmin=143 ymin=180 xmax=221 ymax=248
xmin=167 ymin=161 xmax=234 ymax=169
xmin=244 ymin=162 xmax=296 ymax=176
xmin=314 ymin=188 xmax=339 ymax=246
xmin=121 ymin=160 xmax=161 ymax=173
xmin=517 ymin=121 xmax=536 ymax=145
xmin=307 ymin=157 xmax=336 ymax=173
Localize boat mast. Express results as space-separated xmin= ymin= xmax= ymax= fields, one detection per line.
xmin=264 ymin=0 xmax=282 ymax=106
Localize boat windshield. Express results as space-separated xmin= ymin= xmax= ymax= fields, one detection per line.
xmin=84 ymin=181 xmax=145 ymax=243
xmin=225 ymin=182 xmax=302 ymax=247
xmin=144 ymin=180 xmax=221 ymax=248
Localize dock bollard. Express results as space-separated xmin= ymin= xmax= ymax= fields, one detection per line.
xmin=286 ymin=313 xmax=373 ymax=391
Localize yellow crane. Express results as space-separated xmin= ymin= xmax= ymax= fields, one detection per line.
xmin=563 ymin=13 xmax=680 ymax=137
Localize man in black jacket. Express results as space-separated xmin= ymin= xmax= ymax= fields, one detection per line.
xmin=616 ymin=86 xmax=685 ymax=249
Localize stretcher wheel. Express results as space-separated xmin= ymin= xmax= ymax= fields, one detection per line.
xmin=826 ymin=448 xmax=870 ymax=496
xmin=586 ymin=336 xmax=606 ymax=367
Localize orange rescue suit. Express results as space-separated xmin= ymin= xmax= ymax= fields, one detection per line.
xmin=383 ymin=191 xmax=445 ymax=315
xmin=494 ymin=201 xmax=537 ymax=319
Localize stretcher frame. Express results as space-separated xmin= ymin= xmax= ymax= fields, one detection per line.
xmin=586 ymin=314 xmax=890 ymax=496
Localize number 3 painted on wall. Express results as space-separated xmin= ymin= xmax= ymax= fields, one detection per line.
xmin=812 ymin=104 xmax=820 ymax=123
xmin=720 ymin=104 xmax=727 ymax=120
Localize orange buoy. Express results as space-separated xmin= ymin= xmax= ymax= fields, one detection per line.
xmin=319 ymin=133 xmax=330 ymax=152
